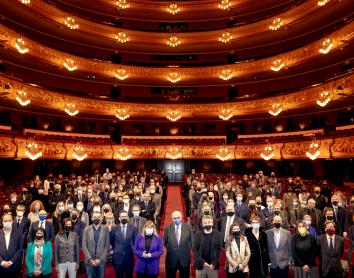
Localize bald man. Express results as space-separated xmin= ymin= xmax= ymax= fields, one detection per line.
xmin=163 ymin=211 xmax=193 ymax=278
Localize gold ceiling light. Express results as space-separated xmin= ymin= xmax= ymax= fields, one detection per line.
xmin=63 ymin=58 xmax=77 ymax=71
xmin=316 ymin=91 xmax=331 ymax=107
xmin=114 ymin=69 xmax=129 ymax=80
xmin=318 ymin=0 xmax=330 ymax=6
xmin=260 ymin=145 xmax=274 ymax=160
xmin=116 ymin=32 xmax=129 ymax=43
xmin=306 ymin=139 xmax=320 ymax=160
xmin=167 ymin=3 xmax=180 ymax=15
xmin=216 ymin=146 xmax=232 ymax=161
xmin=219 ymin=69 xmax=233 ymax=80
xmin=166 ymin=146 xmax=182 ymax=160
xmin=64 ymin=17 xmax=79 ymax=30
xmin=116 ymin=146 xmax=132 ymax=160
xmin=218 ymin=0 xmax=231 ymax=10
xmin=64 ymin=102 xmax=79 ymax=116
xmin=25 ymin=140 xmax=43 ymax=160
xmin=115 ymin=108 xmax=130 ymax=120
xmin=116 ymin=0 xmax=130 ymax=9
xmin=219 ymin=109 xmax=233 ymax=120
xmin=72 ymin=144 xmax=88 ymax=161
xmin=16 ymin=90 xmax=31 ymax=106
xmin=319 ymin=38 xmax=333 ymax=54
xmin=167 ymin=36 xmax=181 ymax=47
xmin=19 ymin=0 xmax=30 ymax=4
xmin=269 ymin=103 xmax=282 ymax=116
xmin=166 ymin=110 xmax=182 ymax=122
xmin=218 ymin=32 xmax=232 ymax=43
xmin=270 ymin=59 xmax=284 ymax=72
xmin=269 ymin=18 xmax=283 ymax=31
xmin=15 ymin=38 xmax=29 ymax=54
xmin=167 ymin=72 xmax=181 ymax=83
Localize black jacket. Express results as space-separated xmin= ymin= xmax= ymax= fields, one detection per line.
xmin=194 ymin=229 xmax=222 ymax=270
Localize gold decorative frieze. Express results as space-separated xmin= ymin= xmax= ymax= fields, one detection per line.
xmin=281 ymin=139 xmax=332 ymax=159
xmin=0 ymin=136 xmax=16 ymax=158
xmin=331 ymin=136 xmax=354 ymax=158
xmin=235 ymin=144 xmax=282 ymax=160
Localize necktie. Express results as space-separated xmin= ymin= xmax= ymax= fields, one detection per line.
xmin=122 ymin=225 xmax=126 ymax=240
xmin=269 ymin=208 xmax=272 ymax=215
xmin=145 ymin=201 xmax=148 ymax=207
xmin=134 ymin=218 xmax=138 ymax=229
xmin=329 ymin=237 xmax=334 ymax=257
xmin=175 ymin=226 xmax=180 ymax=245
xmin=17 ymin=219 xmax=20 ymax=227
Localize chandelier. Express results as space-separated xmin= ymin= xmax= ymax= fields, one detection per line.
xmin=116 ymin=32 xmax=129 ymax=43
xmin=269 ymin=18 xmax=283 ymax=30
xmin=167 ymin=3 xmax=180 ymax=15
xmin=15 ymin=38 xmax=29 ymax=54
xmin=269 ymin=103 xmax=282 ymax=116
xmin=64 ymin=17 xmax=79 ymax=30
xmin=167 ymin=72 xmax=181 ymax=83
xmin=115 ymin=108 xmax=130 ymax=120
xmin=116 ymin=0 xmax=130 ymax=9
xmin=64 ymin=103 xmax=79 ymax=116
xmin=16 ymin=90 xmax=31 ymax=106
xmin=72 ymin=144 xmax=88 ymax=161
xmin=316 ymin=91 xmax=331 ymax=107
xmin=218 ymin=0 xmax=231 ymax=10
xmin=219 ymin=109 xmax=233 ymax=120
xmin=260 ymin=145 xmax=274 ymax=160
xmin=318 ymin=0 xmax=330 ymax=6
xmin=64 ymin=58 xmax=77 ymax=71
xmin=319 ymin=38 xmax=333 ymax=54
xmin=218 ymin=32 xmax=232 ymax=43
xmin=306 ymin=139 xmax=320 ymax=160
xmin=25 ymin=140 xmax=43 ymax=160
xmin=219 ymin=69 xmax=233 ymax=80
xmin=216 ymin=146 xmax=232 ymax=161
xmin=166 ymin=146 xmax=182 ymax=160
xmin=167 ymin=36 xmax=180 ymax=47
xmin=116 ymin=146 xmax=132 ymax=160
xmin=19 ymin=0 xmax=30 ymax=3
xmin=166 ymin=110 xmax=182 ymax=121
xmin=115 ymin=69 xmax=129 ymax=80
xmin=270 ymin=59 xmax=284 ymax=71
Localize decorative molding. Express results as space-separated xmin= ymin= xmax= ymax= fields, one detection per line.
xmin=281 ymin=139 xmax=332 ymax=159
xmin=331 ymin=136 xmax=354 ymax=158
xmin=237 ymin=129 xmax=324 ymax=139
xmin=235 ymin=143 xmax=282 ymax=159
xmin=24 ymin=129 xmax=111 ymax=139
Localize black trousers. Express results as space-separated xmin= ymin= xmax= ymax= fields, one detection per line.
xmin=166 ymin=264 xmax=190 ymax=278
xmin=226 ymin=271 xmax=248 ymax=278
xmin=136 ymin=275 xmax=158 ymax=278
xmin=0 ymin=269 xmax=20 ymax=278
xmin=270 ymin=266 xmax=289 ymax=278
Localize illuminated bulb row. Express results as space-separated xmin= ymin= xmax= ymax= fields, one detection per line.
xmin=318 ymin=0 xmax=330 ymax=6
xmin=219 ymin=69 xmax=233 ymax=80
xmin=25 ymin=141 xmax=43 ymax=160
xmin=167 ymin=36 xmax=180 ymax=47
xmin=72 ymin=145 xmax=88 ymax=161
xmin=64 ymin=17 xmax=79 ymax=30
xmin=269 ymin=103 xmax=282 ymax=116
xmin=167 ymin=3 xmax=180 ymax=15
xmin=166 ymin=146 xmax=182 ymax=159
xmin=15 ymin=38 xmax=29 ymax=54
xmin=116 ymin=147 xmax=132 ymax=160
xmin=115 ymin=109 xmax=130 ymax=120
xmin=64 ymin=103 xmax=79 ymax=116
xmin=270 ymin=59 xmax=284 ymax=72
xmin=167 ymin=72 xmax=181 ymax=83
xmin=218 ymin=0 xmax=231 ymax=10
xmin=269 ymin=18 xmax=283 ymax=31
xmin=260 ymin=145 xmax=274 ymax=160
xmin=64 ymin=58 xmax=78 ymax=71
xmin=317 ymin=91 xmax=331 ymax=107
xmin=166 ymin=111 xmax=181 ymax=121
xmin=219 ymin=109 xmax=233 ymax=120
xmin=116 ymin=0 xmax=130 ymax=9
xmin=115 ymin=69 xmax=129 ymax=80
xmin=19 ymin=0 xmax=30 ymax=4
xmin=219 ymin=32 xmax=232 ymax=43
xmin=16 ymin=90 xmax=31 ymax=106
xmin=306 ymin=140 xmax=320 ymax=160
xmin=216 ymin=147 xmax=232 ymax=161
xmin=319 ymin=38 xmax=333 ymax=54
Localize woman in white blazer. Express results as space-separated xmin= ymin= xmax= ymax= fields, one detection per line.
xmin=225 ymin=222 xmax=251 ymax=278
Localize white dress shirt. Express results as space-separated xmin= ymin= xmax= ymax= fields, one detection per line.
xmin=326 ymin=234 xmax=335 ymax=249
xmin=4 ymin=230 xmax=11 ymax=250
xmin=224 ymin=215 xmax=234 ymax=242
xmin=38 ymin=221 xmax=46 ymax=229
xmin=274 ymin=229 xmax=281 ymax=249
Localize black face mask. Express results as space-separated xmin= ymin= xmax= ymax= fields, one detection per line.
xmin=256 ymin=201 xmax=262 ymax=206
xmin=274 ymin=211 xmax=280 ymax=215
xmin=92 ymin=219 xmax=100 ymax=225
xmin=103 ymin=208 xmax=109 ymax=213
xmin=110 ymin=198 xmax=116 ymax=202
xmin=249 ymin=204 xmax=256 ymax=211
xmin=232 ymin=231 xmax=240 ymax=238
xmin=64 ymin=226 xmax=72 ymax=231
xmin=204 ymin=211 xmax=211 ymax=215
xmin=326 ymin=216 xmax=334 ymax=221
xmin=35 ymin=235 xmax=44 ymax=240
xmin=226 ymin=212 xmax=235 ymax=217
xmin=120 ymin=219 xmax=128 ymax=225
xmin=314 ymin=191 xmax=320 ymax=194
xmin=332 ymin=201 xmax=339 ymax=206
xmin=274 ymin=223 xmax=281 ymax=229
xmin=209 ymin=197 xmax=213 ymax=201
xmin=204 ymin=225 xmax=212 ymax=231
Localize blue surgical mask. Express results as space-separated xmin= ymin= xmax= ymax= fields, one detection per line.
xmin=39 ymin=215 xmax=46 ymax=221
xmin=174 ymin=219 xmax=181 ymax=226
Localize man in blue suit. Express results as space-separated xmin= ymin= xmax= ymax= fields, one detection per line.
xmin=235 ymin=192 xmax=248 ymax=217
xmin=110 ymin=210 xmax=137 ymax=278
xmin=13 ymin=205 xmax=30 ymax=244
xmin=28 ymin=209 xmax=54 ymax=241
xmin=0 ymin=214 xmax=24 ymax=278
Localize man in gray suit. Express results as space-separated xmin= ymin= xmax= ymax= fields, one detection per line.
xmin=266 ymin=215 xmax=292 ymax=278
xmin=164 ymin=210 xmax=193 ymax=278
xmin=82 ymin=212 xmax=110 ymax=278
xmin=128 ymin=204 xmax=146 ymax=234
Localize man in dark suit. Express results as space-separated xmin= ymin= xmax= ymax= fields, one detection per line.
xmin=115 ymin=194 xmax=134 ymax=219
xmin=140 ymin=192 xmax=156 ymax=222
xmin=308 ymin=186 xmax=327 ymax=212
xmin=298 ymin=197 xmax=324 ymax=234
xmin=49 ymin=184 xmax=66 ymax=213
xmin=128 ymin=204 xmax=146 ymax=234
xmin=110 ymin=210 xmax=137 ymax=278
xmin=99 ymin=184 xmax=111 ymax=205
xmin=317 ymin=220 xmax=345 ymax=278
xmin=164 ymin=211 xmax=193 ymax=278
xmin=235 ymin=192 xmax=248 ymax=217
xmin=0 ymin=214 xmax=24 ymax=278
xmin=73 ymin=187 xmax=88 ymax=207
xmin=28 ymin=210 xmax=54 ymax=241
xmin=221 ymin=204 xmax=246 ymax=245
xmin=12 ymin=205 xmax=30 ymax=247
xmin=331 ymin=195 xmax=349 ymax=237
xmin=241 ymin=198 xmax=266 ymax=229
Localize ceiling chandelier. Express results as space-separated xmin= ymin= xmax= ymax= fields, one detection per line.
xmin=15 ymin=38 xmax=29 ymax=54
xmin=270 ymin=59 xmax=284 ymax=71
xmin=116 ymin=32 xmax=129 ymax=43
xmin=64 ymin=103 xmax=79 ymax=116
xmin=63 ymin=58 xmax=77 ymax=71
xmin=116 ymin=146 xmax=132 ymax=160
xmin=19 ymin=0 xmax=30 ymax=3
xmin=115 ymin=69 xmax=129 ymax=80
xmin=16 ymin=90 xmax=31 ymax=106
xmin=318 ymin=0 xmax=330 ymax=6
xmin=269 ymin=18 xmax=283 ymax=31
xmin=72 ymin=144 xmax=88 ymax=161
xmin=167 ymin=36 xmax=181 ymax=47
xmin=218 ymin=0 xmax=231 ymax=10
xmin=167 ymin=72 xmax=181 ymax=83
xmin=115 ymin=108 xmax=130 ymax=120
xmin=116 ymin=0 xmax=130 ymax=9
xmin=25 ymin=140 xmax=43 ymax=160
xmin=219 ymin=109 xmax=233 ymax=120
xmin=260 ymin=145 xmax=274 ymax=160
xmin=166 ymin=146 xmax=182 ymax=160
xmin=269 ymin=103 xmax=282 ymax=116
xmin=219 ymin=69 xmax=233 ymax=80
xmin=167 ymin=3 xmax=180 ymax=15
xmin=319 ymin=38 xmax=333 ymax=54
xmin=317 ymin=91 xmax=331 ymax=107
xmin=64 ymin=17 xmax=79 ymax=30
xmin=306 ymin=139 xmax=320 ymax=160
xmin=166 ymin=110 xmax=182 ymax=121
xmin=218 ymin=32 xmax=232 ymax=43
xmin=216 ymin=146 xmax=232 ymax=161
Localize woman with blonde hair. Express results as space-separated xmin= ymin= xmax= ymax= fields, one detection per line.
xmin=133 ymin=220 xmax=163 ymax=278
xmin=225 ymin=222 xmax=250 ymax=278
xmin=52 ymin=201 xmax=69 ymax=235
xmin=28 ymin=200 xmax=44 ymax=223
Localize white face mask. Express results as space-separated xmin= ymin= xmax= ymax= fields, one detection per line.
xmin=17 ymin=211 xmax=24 ymax=217
xmin=267 ymin=202 xmax=273 ymax=208
xmin=304 ymin=220 xmax=311 ymax=226
xmin=236 ymin=196 xmax=243 ymax=202
xmin=93 ymin=207 xmax=101 ymax=213
xmin=145 ymin=228 xmax=154 ymax=236
xmin=123 ymin=199 xmax=130 ymax=204
xmin=3 ymin=222 xmax=12 ymax=229
xmin=77 ymin=206 xmax=83 ymax=212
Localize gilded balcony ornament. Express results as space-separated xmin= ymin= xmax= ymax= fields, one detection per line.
xmin=218 ymin=0 xmax=231 ymax=10
xmin=269 ymin=18 xmax=283 ymax=31
xmin=219 ymin=109 xmax=233 ymax=120
xmin=72 ymin=144 xmax=88 ymax=161
xmin=319 ymin=38 xmax=333 ymax=54
xmin=63 ymin=58 xmax=77 ymax=71
xmin=19 ymin=0 xmax=30 ymax=4
xmin=64 ymin=103 xmax=79 ymax=116
xmin=116 ymin=32 xmax=129 ymax=43
xmin=269 ymin=103 xmax=282 ymax=116
xmin=218 ymin=32 xmax=232 ymax=43
xmin=15 ymin=38 xmax=29 ymax=54
xmin=166 ymin=146 xmax=182 ymax=159
xmin=216 ymin=146 xmax=232 ymax=161
xmin=166 ymin=110 xmax=182 ymax=122
xmin=114 ymin=69 xmax=129 ymax=80
xmin=260 ymin=145 xmax=274 ymax=160
xmin=115 ymin=108 xmax=130 ymax=120
xmin=64 ymin=17 xmax=79 ymax=30
xmin=25 ymin=140 xmax=42 ymax=160
xmin=270 ymin=59 xmax=284 ymax=72
xmin=167 ymin=3 xmax=180 ymax=15
xmin=167 ymin=36 xmax=180 ymax=47
xmin=306 ymin=139 xmax=320 ymax=160
xmin=16 ymin=90 xmax=30 ymax=106
xmin=116 ymin=0 xmax=130 ymax=9
xmin=316 ymin=91 xmax=331 ymax=107
xmin=167 ymin=72 xmax=181 ymax=83
xmin=318 ymin=0 xmax=330 ymax=6
xmin=219 ymin=69 xmax=233 ymax=80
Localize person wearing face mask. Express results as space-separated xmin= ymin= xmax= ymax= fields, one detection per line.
xmin=73 ymin=187 xmax=88 ymax=207
xmin=235 ymin=193 xmax=248 ymax=218
xmin=291 ymin=221 xmax=318 ymax=278
xmin=140 ymin=192 xmax=156 ymax=222
xmin=241 ymin=198 xmax=266 ymax=230
xmin=8 ymin=194 xmax=18 ymax=216
xmin=192 ymin=184 xmax=204 ymax=216
xmin=221 ymin=205 xmax=246 ymax=246
xmin=302 ymin=215 xmax=318 ymax=239
xmin=99 ymin=185 xmax=111 ymax=205
xmin=25 ymin=227 xmax=52 ymax=278
xmin=70 ymin=208 xmax=85 ymax=246
xmin=308 ymin=186 xmax=326 ymax=212
xmin=28 ymin=200 xmax=44 ymax=223
xmin=53 ymin=201 xmax=69 ymax=235
xmin=133 ymin=221 xmax=163 ymax=278
xmin=128 ymin=204 xmax=146 ymax=234
xmin=283 ymin=187 xmax=296 ymax=210
xmin=194 ymin=215 xmax=222 ymax=278
xmin=163 ymin=211 xmax=193 ymax=278
xmin=76 ymin=201 xmax=89 ymax=227
xmin=116 ymin=194 xmax=134 ymax=219
xmin=49 ymin=184 xmax=66 ymax=214
xmin=220 ymin=193 xmax=230 ymax=217
xmin=317 ymin=221 xmax=345 ymax=278
xmin=104 ymin=212 xmax=116 ymax=232
xmin=331 ymin=195 xmax=349 ymax=237
xmin=54 ymin=218 xmax=80 ymax=278
xmin=262 ymin=198 xmax=275 ymax=219
xmin=196 ymin=205 xmax=217 ymax=232
xmin=110 ymin=210 xmax=137 ymax=278
xmin=82 ymin=212 xmax=110 ymax=278
xmin=29 ymin=209 xmax=54 ymax=242
xmin=298 ymin=198 xmax=324 ymax=234
xmin=265 ymin=205 xmax=290 ymax=231
xmin=149 ymin=186 xmax=162 ymax=217
xmin=266 ymin=215 xmax=292 ymax=278
xmin=13 ymin=204 xmax=30 ymax=248
xmin=0 ymin=214 xmax=23 ymax=278
xmin=19 ymin=187 xmax=32 ymax=212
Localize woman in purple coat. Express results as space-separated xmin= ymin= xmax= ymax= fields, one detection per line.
xmin=133 ymin=220 xmax=164 ymax=278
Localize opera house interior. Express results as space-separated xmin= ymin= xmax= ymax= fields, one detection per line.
xmin=0 ymin=0 xmax=353 ymax=277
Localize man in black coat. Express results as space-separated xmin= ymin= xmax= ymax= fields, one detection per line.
xmin=28 ymin=210 xmax=54 ymax=241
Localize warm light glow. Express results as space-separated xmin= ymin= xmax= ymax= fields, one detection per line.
xmin=72 ymin=144 xmax=88 ymax=161
xmin=167 ymin=3 xmax=180 ymax=15
xmin=306 ymin=140 xmax=320 ymax=160
xmin=63 ymin=58 xmax=77 ymax=71
xmin=219 ymin=109 xmax=233 ymax=120
xmin=116 ymin=146 xmax=132 ymax=160
xmin=115 ymin=108 xmax=130 ymax=120
xmin=166 ymin=110 xmax=182 ymax=122
xmin=260 ymin=145 xmax=274 ymax=160
xmin=115 ymin=32 xmax=129 ymax=43
xmin=219 ymin=69 xmax=233 ymax=80
xmin=316 ymin=91 xmax=331 ymax=107
xmin=167 ymin=36 xmax=180 ymax=47
xmin=218 ymin=0 xmax=231 ymax=10
xmin=318 ymin=0 xmax=330 ymax=6
xmin=16 ymin=90 xmax=31 ymax=106
xmin=167 ymin=72 xmax=181 ymax=83
xmin=270 ymin=59 xmax=284 ymax=72
xmin=218 ymin=32 xmax=232 ymax=43
xmin=64 ymin=17 xmax=79 ymax=30
xmin=269 ymin=103 xmax=282 ymax=116
xmin=166 ymin=146 xmax=182 ymax=160
xmin=319 ymin=38 xmax=333 ymax=54
xmin=114 ymin=69 xmax=129 ymax=80
xmin=216 ymin=146 xmax=232 ymax=161
xmin=116 ymin=0 xmax=130 ymax=9
xmin=64 ymin=103 xmax=79 ymax=116
xmin=19 ymin=0 xmax=30 ymax=4
xmin=25 ymin=140 xmax=42 ymax=160
xmin=15 ymin=38 xmax=29 ymax=54
xmin=269 ymin=18 xmax=283 ymax=31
